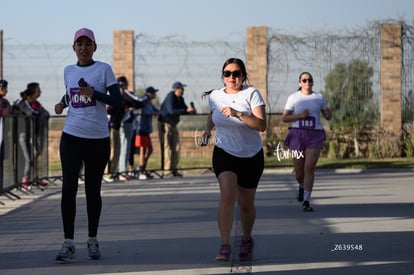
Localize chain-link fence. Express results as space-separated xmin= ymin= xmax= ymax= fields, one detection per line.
xmin=3 ymin=20 xmax=414 ymax=120
xmin=2 ymin=20 xmax=414 ymax=181
xmin=133 ymin=34 xmax=246 ymax=113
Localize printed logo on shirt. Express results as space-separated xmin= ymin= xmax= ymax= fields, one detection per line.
xmin=70 ymin=87 xmax=96 ymax=108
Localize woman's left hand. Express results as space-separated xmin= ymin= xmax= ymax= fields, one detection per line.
xmin=221 ymin=107 xmax=238 ymax=117
xmin=322 ymin=108 xmax=332 ymax=120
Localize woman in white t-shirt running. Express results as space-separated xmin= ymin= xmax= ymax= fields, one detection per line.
xmin=54 ymin=28 xmax=122 ymax=262
xmin=282 ymin=72 xmax=332 ymax=212
xmin=202 ymin=58 xmax=266 ymax=262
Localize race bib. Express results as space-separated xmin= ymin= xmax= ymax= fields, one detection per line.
xmin=298 ymin=116 xmax=316 ymax=129
xmin=70 ymin=87 xmax=96 ymax=108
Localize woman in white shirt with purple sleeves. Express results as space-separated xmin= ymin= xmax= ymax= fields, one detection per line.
xmin=282 ymin=72 xmax=332 ymax=212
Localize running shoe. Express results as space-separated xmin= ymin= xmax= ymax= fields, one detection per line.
xmin=55 ymin=239 xmax=75 ymax=262
xmin=87 ymin=238 xmax=102 ymax=260
xmin=21 ymin=177 xmax=32 ymax=184
xmin=303 ymin=201 xmax=314 ymax=212
xmin=172 ymin=170 xmax=183 ymax=177
xmin=21 ymin=183 xmax=32 ymax=191
xmin=145 ymin=172 xmax=154 ymax=179
xmin=239 ymin=237 xmax=254 ymax=262
xmin=102 ymin=175 xmax=114 ymax=183
xmin=37 ymin=179 xmax=48 ymax=186
xmin=118 ymin=174 xmax=130 ymax=181
xmin=119 ymin=173 xmax=131 ymax=181
xmin=215 ymin=244 xmax=231 ymax=261
xmin=138 ymin=172 xmax=147 ymax=180
xmin=296 ymin=187 xmax=304 ymax=202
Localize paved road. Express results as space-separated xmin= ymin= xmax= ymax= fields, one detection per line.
xmin=0 ymin=168 xmax=413 ymax=275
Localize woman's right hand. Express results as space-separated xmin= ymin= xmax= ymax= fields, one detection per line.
xmin=201 ymin=129 xmax=212 ymax=146
xmin=298 ymin=109 xmax=309 ymax=119
xmin=55 ymin=102 xmax=64 ymax=114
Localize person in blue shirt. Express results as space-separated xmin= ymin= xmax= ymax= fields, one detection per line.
xmin=157 ymin=81 xmax=195 ymax=177
xmin=135 ymin=86 xmax=159 ymax=179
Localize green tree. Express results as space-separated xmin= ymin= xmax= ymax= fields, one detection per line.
xmin=324 ymin=59 xmax=377 ymax=157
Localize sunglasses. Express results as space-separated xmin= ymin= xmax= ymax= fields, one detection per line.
xmin=301 ymin=78 xmax=313 ymax=83
xmin=223 ymin=70 xmax=242 ymax=78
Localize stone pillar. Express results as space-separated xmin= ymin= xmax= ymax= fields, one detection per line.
xmin=380 ymin=24 xmax=402 ymax=137
xmin=246 ymin=26 xmax=268 ymax=105
xmin=113 ymin=30 xmax=135 ymax=91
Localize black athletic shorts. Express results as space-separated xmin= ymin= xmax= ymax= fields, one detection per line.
xmin=212 ymin=146 xmax=264 ymax=189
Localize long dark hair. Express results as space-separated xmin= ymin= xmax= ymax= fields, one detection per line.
xmin=20 ymin=82 xmax=39 ymax=98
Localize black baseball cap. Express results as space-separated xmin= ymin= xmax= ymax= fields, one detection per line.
xmin=146 ymin=86 xmax=159 ymax=94
xmin=172 ymin=81 xmax=186 ymax=89
xmin=0 ymin=80 xmax=8 ymax=88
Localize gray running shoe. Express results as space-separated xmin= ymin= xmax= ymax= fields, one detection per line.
xmin=87 ymin=238 xmax=102 ymax=260
xmin=55 ymin=240 xmax=75 ymax=262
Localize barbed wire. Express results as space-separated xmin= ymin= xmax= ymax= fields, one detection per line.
xmin=2 ymin=20 xmax=413 ymax=118
xmin=134 ymin=33 xmax=245 ymax=112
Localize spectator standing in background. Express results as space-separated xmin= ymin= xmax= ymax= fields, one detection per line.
xmin=0 ymin=79 xmax=12 ymax=144
xmin=0 ymin=80 xmax=12 ymax=117
xmin=105 ymin=80 xmax=125 ymax=182
xmin=117 ymin=76 xmax=149 ymax=180
xmin=0 ymin=80 xmax=12 ymax=180
xmin=135 ymin=86 xmax=159 ymax=180
xmin=158 ymin=81 xmax=195 ymax=177
xmin=12 ymin=82 xmax=49 ymax=190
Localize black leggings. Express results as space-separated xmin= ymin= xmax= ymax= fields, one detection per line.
xmin=59 ymin=132 xmax=110 ymax=239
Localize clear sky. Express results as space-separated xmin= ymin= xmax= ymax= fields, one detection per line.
xmin=2 ymin=0 xmax=413 ymax=44
xmin=1 ymin=0 xmax=413 ymax=113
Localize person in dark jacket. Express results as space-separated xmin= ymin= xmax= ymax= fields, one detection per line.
xmin=118 ymin=76 xmax=149 ymax=179
xmin=157 ymin=81 xmax=195 ymax=177
xmin=105 ymin=76 xmax=148 ymax=181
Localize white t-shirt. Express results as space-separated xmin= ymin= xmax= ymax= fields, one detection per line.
xmin=284 ymin=90 xmax=328 ymax=130
xmin=209 ymin=86 xmax=265 ymax=158
xmin=63 ymin=61 xmax=117 ymax=139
